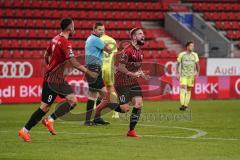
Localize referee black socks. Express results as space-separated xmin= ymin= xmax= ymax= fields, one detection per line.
xmin=86 ymin=99 xmax=95 ymax=122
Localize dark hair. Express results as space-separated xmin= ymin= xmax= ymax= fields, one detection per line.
xmin=129 ymin=28 xmax=142 ymax=38
xmin=60 ymin=18 xmax=73 ymax=31
xmin=93 ymin=22 xmax=104 ymax=29
xmin=185 ymin=41 xmax=194 ymax=47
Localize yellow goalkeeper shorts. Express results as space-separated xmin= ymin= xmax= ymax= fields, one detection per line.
xmin=100 ymin=34 xmax=117 ymax=86
xmin=180 ymin=76 xmax=195 ymax=87
xmin=102 ymin=58 xmax=114 ymax=86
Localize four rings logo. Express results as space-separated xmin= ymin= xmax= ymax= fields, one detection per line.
xmin=164 ymin=61 xmax=177 ymax=77
xmin=235 ymin=79 xmax=240 ymax=95
xmin=0 ymin=61 xmax=33 ymax=78
xmin=68 ymin=80 xmax=89 ymax=98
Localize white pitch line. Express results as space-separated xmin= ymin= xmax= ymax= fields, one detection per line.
xmin=0 ymin=120 xmax=239 ymax=141
xmin=200 ymin=137 xmax=240 ymax=141
xmin=0 ymin=130 xmax=239 ymax=141
xmin=125 ymin=124 xmax=208 ymax=139
xmin=55 ymin=122 xmax=208 ymax=139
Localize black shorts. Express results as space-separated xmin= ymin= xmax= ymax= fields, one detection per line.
xmin=115 ymin=84 xmax=142 ymax=105
xmin=86 ymin=65 xmax=104 ymax=92
xmin=41 ymin=81 xmax=74 ymax=105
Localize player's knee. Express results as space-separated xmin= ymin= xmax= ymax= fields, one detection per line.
xmin=100 ymin=88 xmax=109 ymax=100
xmin=68 ymin=101 xmax=77 ymax=110
xmin=120 ymin=105 xmax=130 ymax=113
xmin=88 ymin=91 xmax=98 ymax=100
xmin=135 ymin=102 xmax=143 ymax=109
xmin=101 ymin=94 xmax=110 ymax=102
xmin=66 ymin=95 xmax=77 ymax=107
xmin=40 ymin=102 xmax=51 ymax=112
xmin=134 ymin=99 xmax=143 ymax=109
xmin=122 ymin=108 xmax=129 ymax=113
xmin=69 ymin=100 xmax=77 ymax=108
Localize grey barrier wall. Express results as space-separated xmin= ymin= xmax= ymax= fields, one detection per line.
xmin=165 ymin=12 xmax=206 ymax=56
xmin=192 ymin=14 xmax=231 ymax=58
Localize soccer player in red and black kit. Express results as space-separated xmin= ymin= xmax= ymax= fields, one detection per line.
xmin=95 ymin=28 xmax=150 ymax=137
xmin=18 ymin=18 xmax=97 ymax=143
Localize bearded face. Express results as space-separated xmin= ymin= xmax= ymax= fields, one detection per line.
xmin=137 ymin=37 xmax=145 ymax=46
xmin=134 ymin=29 xmax=145 ymax=46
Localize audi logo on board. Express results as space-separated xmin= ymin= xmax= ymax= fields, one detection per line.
xmin=68 ymin=80 xmax=89 ymax=98
xmin=235 ymin=79 xmax=240 ymax=95
xmin=164 ymin=61 xmax=177 ymax=77
xmin=0 ymin=61 xmax=33 ymax=78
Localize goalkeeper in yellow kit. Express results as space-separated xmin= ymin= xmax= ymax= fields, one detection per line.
xmin=100 ymin=34 xmax=119 ymax=118
xmin=176 ymin=41 xmax=200 ymax=111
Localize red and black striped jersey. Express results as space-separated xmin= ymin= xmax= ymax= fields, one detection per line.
xmin=115 ymin=44 xmax=143 ymax=86
xmin=44 ymin=34 xmax=75 ymax=83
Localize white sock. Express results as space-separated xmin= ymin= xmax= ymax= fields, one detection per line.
xmin=48 ymin=115 xmax=54 ymax=122
xmin=22 ymin=127 xmax=29 ymax=133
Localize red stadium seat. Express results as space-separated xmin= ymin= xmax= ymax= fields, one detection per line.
xmin=2 ymin=50 xmax=12 ymax=58
xmin=227 ymin=31 xmax=237 ymax=40
xmin=226 ymin=22 xmax=233 ymax=29
xmin=0 ymin=29 xmax=9 ymax=37
xmin=19 ymin=29 xmax=27 ymax=38
xmin=232 ymin=3 xmax=240 ymax=11
xmin=201 ymin=3 xmax=208 ymax=11
xmin=208 ymin=3 xmax=215 ymax=11
xmin=231 ymin=22 xmax=239 ymax=29
xmin=236 ymin=13 xmax=240 ymax=20
xmin=204 ymin=12 xmax=211 ymax=20
xmin=0 ymin=40 xmax=7 ymax=49
xmin=213 ymin=12 xmax=220 ymax=20
xmin=215 ymin=21 xmax=222 ymax=29
xmin=143 ymin=51 xmax=153 ymax=59
xmin=22 ymin=50 xmax=33 ymax=59
xmin=12 ymin=50 xmax=23 ymax=58
xmin=224 ymin=3 xmax=232 ymax=11
xmin=152 ymin=51 xmax=161 ymax=59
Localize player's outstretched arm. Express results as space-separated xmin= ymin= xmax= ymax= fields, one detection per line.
xmin=117 ymin=63 xmax=141 ymax=78
xmin=44 ymin=51 xmax=50 ymax=65
xmin=69 ymin=57 xmax=98 ymax=78
xmin=138 ymin=70 xmax=151 ymax=80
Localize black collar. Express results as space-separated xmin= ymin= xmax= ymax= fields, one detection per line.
xmin=92 ymin=34 xmax=100 ymax=37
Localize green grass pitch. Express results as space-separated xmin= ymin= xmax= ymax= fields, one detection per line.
xmin=0 ymin=100 xmax=240 ymax=160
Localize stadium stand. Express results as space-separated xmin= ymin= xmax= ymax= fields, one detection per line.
xmin=182 ymin=0 xmax=240 ymax=57
xmin=2 ymin=0 xmax=238 ymax=59
xmin=0 ymin=0 xmax=181 ymax=59
xmin=189 ymin=1 xmax=240 ymax=42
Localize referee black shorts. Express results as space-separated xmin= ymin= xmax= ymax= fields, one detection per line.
xmin=85 ymin=64 xmax=105 ymax=92
xmin=41 ymin=81 xmax=74 ymax=105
